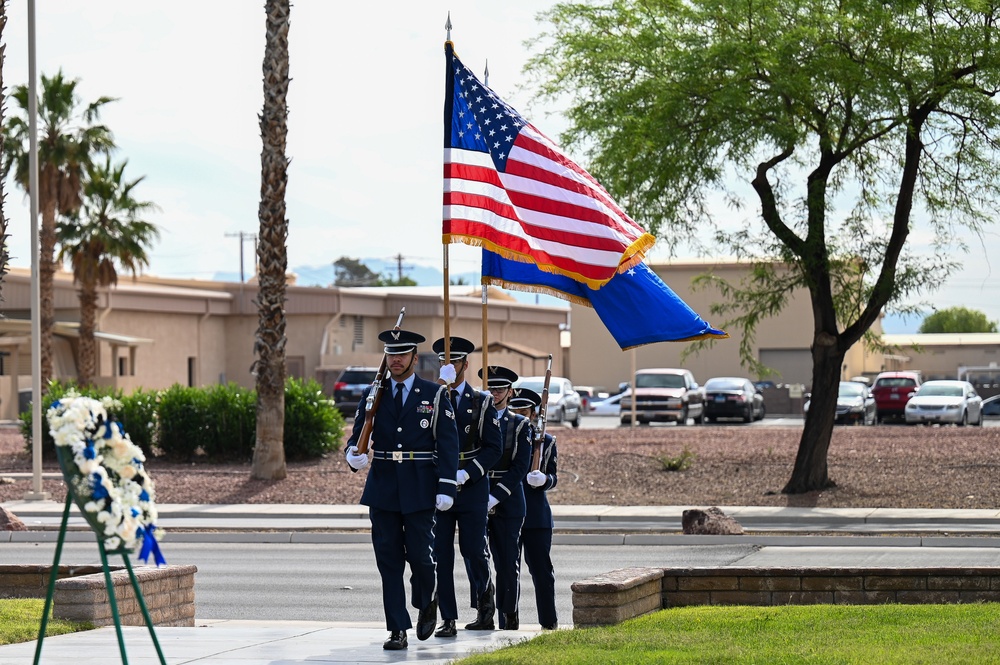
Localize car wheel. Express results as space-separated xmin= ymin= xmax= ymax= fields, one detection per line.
xmin=959 ymin=410 xmax=968 ymax=427
xmin=620 ymin=416 xmax=630 ymax=426
xmin=694 ymin=409 xmax=704 ymax=425
xmin=571 ymin=409 xmax=581 ymax=428
xmin=677 ymin=406 xmax=688 ymax=426
xmin=757 ymin=404 xmax=766 ymax=421
xmin=708 ymin=416 xmax=717 ymax=424
xmin=743 ymin=406 xmax=752 ymax=423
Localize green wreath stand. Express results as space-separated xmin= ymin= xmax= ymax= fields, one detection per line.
xmin=32 ymin=447 xmax=167 ymax=665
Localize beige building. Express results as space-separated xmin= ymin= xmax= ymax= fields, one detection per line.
xmin=568 ymin=259 xmax=882 ymax=392
xmin=0 ymin=268 xmax=568 ymax=420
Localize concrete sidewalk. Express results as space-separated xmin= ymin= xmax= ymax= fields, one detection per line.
xmin=4 ymin=501 xmax=1000 ymax=546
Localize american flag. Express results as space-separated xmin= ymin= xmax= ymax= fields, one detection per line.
xmin=443 ymin=42 xmax=655 ymax=288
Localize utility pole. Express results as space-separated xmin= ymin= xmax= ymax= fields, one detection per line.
xmin=225 ymin=231 xmax=258 ymax=282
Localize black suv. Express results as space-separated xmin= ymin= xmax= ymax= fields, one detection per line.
xmin=332 ymin=366 xmax=379 ymax=417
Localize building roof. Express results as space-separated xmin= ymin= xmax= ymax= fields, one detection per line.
xmin=883 ymin=333 xmax=1000 ymax=346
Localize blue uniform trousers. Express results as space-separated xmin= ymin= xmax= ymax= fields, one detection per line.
xmin=433 ymin=483 xmax=491 ymax=620
xmin=520 ymin=527 xmax=557 ymax=627
xmin=488 ymin=511 xmax=524 ymax=620
xmin=370 ymin=506 xmax=437 ymax=632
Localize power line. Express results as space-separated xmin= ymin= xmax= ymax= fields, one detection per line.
xmin=224 ymin=232 xmax=257 ymax=283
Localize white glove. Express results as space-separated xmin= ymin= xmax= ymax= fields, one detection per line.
xmin=435 ymin=494 xmax=454 ymax=511
xmin=439 ymin=364 xmax=457 ymax=385
xmin=456 ymin=469 xmax=470 ymax=485
xmin=526 ymin=470 xmax=547 ymax=488
xmin=345 ymin=446 xmax=369 ymax=470
xmin=487 ymin=495 xmax=499 ymax=512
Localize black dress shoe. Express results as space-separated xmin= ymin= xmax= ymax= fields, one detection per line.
xmin=416 ymin=598 xmax=438 ymax=641
xmin=541 ymin=622 xmax=558 ymax=630
xmin=502 ymin=611 xmax=519 ymax=630
xmin=383 ymin=630 xmax=408 ymax=650
xmin=464 ymin=582 xmax=496 ymax=630
xmin=434 ymin=619 xmax=457 ymax=637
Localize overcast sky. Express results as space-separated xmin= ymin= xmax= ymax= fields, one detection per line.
xmin=3 ymin=1 xmax=998 ymax=331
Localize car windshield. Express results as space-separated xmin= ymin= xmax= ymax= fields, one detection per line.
xmin=918 ymin=384 xmax=964 ymax=397
xmin=518 ymin=380 xmax=562 ymax=395
xmin=636 ymin=373 xmax=686 ymax=389
xmin=839 ymin=383 xmax=865 ymax=397
xmin=705 ymin=379 xmax=743 ymax=391
xmin=340 ymin=370 xmax=376 ymax=384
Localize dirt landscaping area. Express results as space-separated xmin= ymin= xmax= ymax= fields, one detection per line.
xmin=2 ymin=422 xmax=999 ymax=509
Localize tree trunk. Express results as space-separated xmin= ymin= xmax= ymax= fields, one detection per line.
xmin=76 ymin=280 xmax=98 ymax=387
xmin=38 ymin=197 xmax=57 ymax=392
xmin=783 ymin=334 xmax=844 ymax=494
xmin=251 ymin=0 xmax=290 ymax=481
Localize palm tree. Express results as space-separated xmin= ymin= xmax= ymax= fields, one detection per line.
xmin=3 ymin=70 xmax=116 ymax=390
xmin=251 ymin=0 xmax=291 ymax=480
xmin=56 ymin=157 xmax=158 ymax=387
xmin=0 ymin=4 xmax=11 ymax=298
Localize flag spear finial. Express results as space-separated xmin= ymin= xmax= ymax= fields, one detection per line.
xmin=445 ymin=12 xmax=452 ymax=41
xmin=484 ymin=59 xmax=490 ymax=86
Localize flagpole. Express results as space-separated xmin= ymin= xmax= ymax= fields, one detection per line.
xmin=442 ymin=14 xmax=454 ymax=368
xmin=480 ymin=57 xmax=490 ymax=385
xmin=630 ymin=347 xmax=637 ymax=429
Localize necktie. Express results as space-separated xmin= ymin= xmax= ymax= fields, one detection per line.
xmin=451 ymin=389 xmax=459 ymax=409
xmin=395 ymin=383 xmax=404 ymax=412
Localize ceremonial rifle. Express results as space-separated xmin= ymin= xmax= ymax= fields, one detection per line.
xmin=530 ymin=354 xmax=553 ymax=472
xmin=356 ymin=307 xmax=406 ymax=455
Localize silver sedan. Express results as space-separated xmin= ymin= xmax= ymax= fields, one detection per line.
xmin=904 ymin=380 xmax=983 ymax=426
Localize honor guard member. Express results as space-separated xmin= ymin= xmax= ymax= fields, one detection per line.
xmin=477 ymin=364 xmax=531 ymax=631
xmin=344 ymin=329 xmax=460 ymax=651
xmin=431 ymin=337 xmax=504 ymax=637
xmin=510 ymin=387 xmax=559 ymax=631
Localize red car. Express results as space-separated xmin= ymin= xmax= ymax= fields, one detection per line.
xmin=871 ymin=371 xmax=922 ymax=423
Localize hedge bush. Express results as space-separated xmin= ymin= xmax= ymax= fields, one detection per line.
xmin=21 ymin=378 xmax=343 ymax=462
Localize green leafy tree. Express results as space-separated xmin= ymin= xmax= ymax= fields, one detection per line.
xmin=377 ymin=273 xmax=417 ymax=287
xmin=530 ymin=1 xmax=1000 ymax=493
xmin=919 ymin=307 xmax=998 ymax=334
xmin=56 ymin=157 xmax=159 ymax=386
xmin=252 ymin=0 xmax=291 ymax=480
xmin=3 ymin=71 xmax=116 ymax=390
xmin=333 ymin=256 xmax=380 ymax=286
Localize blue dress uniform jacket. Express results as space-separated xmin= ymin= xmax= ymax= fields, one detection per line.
xmin=521 ymin=431 xmax=558 ymax=628
xmin=487 ymin=409 xmax=531 ymax=624
xmin=435 ymin=385 xmax=504 ymax=621
xmin=346 ymin=374 xmax=460 ymax=632
xmin=348 ymin=376 xmax=460 ymax=512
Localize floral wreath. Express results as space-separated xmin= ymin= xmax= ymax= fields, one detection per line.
xmin=46 ymin=393 xmax=165 ymax=565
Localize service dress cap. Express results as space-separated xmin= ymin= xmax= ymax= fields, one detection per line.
xmin=508 ymin=387 xmax=541 ymax=411
xmin=432 ymin=336 xmax=476 ymax=362
xmin=477 ymin=364 xmax=519 ymax=389
xmin=378 ymin=329 xmax=425 ymax=354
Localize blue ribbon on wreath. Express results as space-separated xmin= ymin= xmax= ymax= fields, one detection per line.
xmin=137 ymin=524 xmax=166 ymax=566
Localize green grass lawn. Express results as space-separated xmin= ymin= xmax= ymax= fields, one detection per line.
xmin=459 ymin=604 xmax=1000 ymax=664
xmin=0 ymin=599 xmax=94 ymax=646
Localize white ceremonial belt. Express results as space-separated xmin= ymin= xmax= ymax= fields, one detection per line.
xmin=371 ymin=450 xmax=436 ymax=462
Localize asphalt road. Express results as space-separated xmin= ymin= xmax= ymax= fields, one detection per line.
xmin=0 ymin=540 xmax=760 ymax=627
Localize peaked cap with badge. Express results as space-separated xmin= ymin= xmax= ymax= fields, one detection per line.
xmin=477 ymin=365 xmax=518 ymax=389
xmin=378 ymin=329 xmax=425 ymax=354
xmin=432 ymin=336 xmax=476 ymax=362
xmin=508 ymin=387 xmax=541 ymax=411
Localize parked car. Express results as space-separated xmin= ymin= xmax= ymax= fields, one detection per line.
xmin=983 ymin=394 xmax=1000 ymax=419
xmin=871 ymin=371 xmax=922 ymax=423
xmin=575 ymin=385 xmax=606 ymax=412
xmin=619 ymin=368 xmax=703 ymax=426
xmin=804 ymin=381 xmax=876 ymax=425
xmin=513 ymin=376 xmax=583 ymax=427
xmin=703 ymin=377 xmax=765 ymax=423
xmin=332 ymin=366 xmax=379 ymax=416
xmin=904 ymin=380 xmax=983 ymax=426
xmin=589 ymin=392 xmax=624 ymax=417
xmin=753 ymin=380 xmax=778 ymax=391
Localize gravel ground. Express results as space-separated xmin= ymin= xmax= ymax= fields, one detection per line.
xmin=3 ymin=422 xmax=999 ymax=509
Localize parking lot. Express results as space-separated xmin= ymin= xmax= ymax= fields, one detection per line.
xmin=571 ymin=414 xmax=1000 ymax=429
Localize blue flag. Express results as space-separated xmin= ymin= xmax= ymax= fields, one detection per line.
xmin=482 ymin=250 xmax=728 ymax=350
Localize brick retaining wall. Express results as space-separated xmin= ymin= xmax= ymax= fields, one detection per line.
xmin=572 ymin=566 xmax=1000 ymax=627
xmin=0 ymin=564 xmax=197 ymax=627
